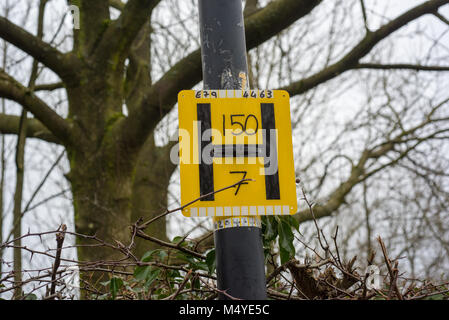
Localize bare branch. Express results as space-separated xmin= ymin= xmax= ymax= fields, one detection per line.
xmin=109 ymin=0 xmax=125 ymax=11
xmin=433 ymin=11 xmax=449 ymax=25
xmin=296 ymin=98 xmax=449 ymax=223
xmin=48 ymin=224 xmax=67 ymax=300
xmin=0 ymin=69 xmax=81 ymax=148
xmin=0 ymin=113 xmax=60 ymax=144
xmin=0 ymin=17 xmax=79 ymax=83
xmin=34 ymin=82 xmax=64 ymax=92
xmin=94 ymin=0 xmax=161 ymax=68
xmin=282 ymin=0 xmax=449 ymax=96
xmin=359 ymin=0 xmax=370 ymax=32
xmin=355 ymin=63 xmax=449 ymax=71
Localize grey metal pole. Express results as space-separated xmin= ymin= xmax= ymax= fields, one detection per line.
xmin=198 ymin=0 xmax=267 ymax=300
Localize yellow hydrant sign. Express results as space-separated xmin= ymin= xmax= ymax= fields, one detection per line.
xmin=178 ymin=90 xmax=297 ymax=217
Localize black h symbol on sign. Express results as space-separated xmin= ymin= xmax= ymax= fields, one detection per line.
xmin=197 ymin=103 xmax=280 ymax=201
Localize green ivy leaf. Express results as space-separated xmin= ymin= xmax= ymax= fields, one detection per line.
xmin=176 ymin=252 xmax=195 ymax=264
xmin=167 ymin=269 xmax=182 ymax=280
xmin=141 ymin=249 xmax=168 ymax=262
xmin=24 ymin=293 xmax=38 ymax=300
xmin=263 ymin=216 xmax=278 ymax=243
xmin=263 ymin=248 xmax=272 ymax=263
xmin=172 ymin=236 xmax=188 ymax=247
xmin=283 ymin=215 xmax=299 ymax=231
xmin=278 ymin=220 xmax=295 ymax=264
xmin=156 ymin=250 xmax=168 ymax=261
xmin=206 ymin=249 xmax=216 ymax=274
xmin=134 ymin=265 xmax=152 ymax=281
xmin=279 ymin=246 xmax=290 ymax=266
xmin=144 ymin=269 xmax=161 ymax=289
xmin=192 ymin=261 xmax=209 ymax=272
xmin=176 ymin=251 xmax=208 ymax=271
xmin=192 ymin=276 xmax=201 ymax=290
xmin=110 ymin=277 xmax=123 ymax=300
xmin=141 ymin=250 xmax=156 ymax=262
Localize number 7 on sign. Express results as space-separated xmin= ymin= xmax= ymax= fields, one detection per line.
xmin=229 ymin=171 xmax=249 ymax=195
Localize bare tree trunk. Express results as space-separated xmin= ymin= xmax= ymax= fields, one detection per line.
xmin=125 ymin=19 xmax=176 ymax=258
xmin=12 ymin=0 xmax=47 ymax=298
xmin=131 ymin=136 xmax=177 ymax=258
xmin=363 ymin=182 xmax=372 ymax=257
xmin=0 ymin=0 xmax=11 ymax=280
xmin=0 ymin=96 xmax=4 ymax=277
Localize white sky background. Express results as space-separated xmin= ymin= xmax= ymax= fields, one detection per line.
xmin=0 ymin=0 xmax=448 ymax=298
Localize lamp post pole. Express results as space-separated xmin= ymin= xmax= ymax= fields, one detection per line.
xmin=197 ymin=0 xmax=267 ymax=300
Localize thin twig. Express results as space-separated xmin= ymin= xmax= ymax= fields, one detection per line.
xmin=138 ymin=178 xmax=254 ymax=230
xmin=378 ymin=236 xmax=403 ymax=300
xmin=48 ymin=224 xmax=66 ymax=299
